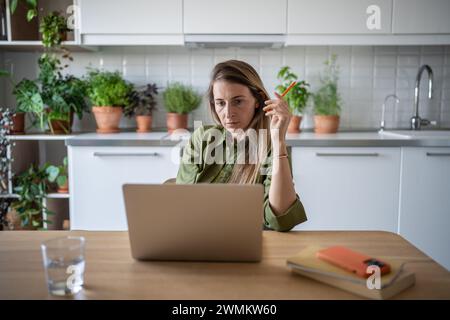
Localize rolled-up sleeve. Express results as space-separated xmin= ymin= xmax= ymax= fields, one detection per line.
xmin=176 ymin=127 xmax=203 ymax=184
xmin=261 ymin=153 xmax=307 ymax=232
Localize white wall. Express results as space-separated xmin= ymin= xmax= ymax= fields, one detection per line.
xmin=2 ymin=45 xmax=450 ymax=131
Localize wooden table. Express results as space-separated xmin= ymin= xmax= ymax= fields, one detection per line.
xmin=1 ymin=230 xmax=449 ymax=299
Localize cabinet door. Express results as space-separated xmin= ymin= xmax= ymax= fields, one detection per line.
xmin=392 ymin=0 xmax=450 ymax=34
xmin=399 ymin=147 xmax=450 ymax=271
xmin=184 ymin=0 xmax=286 ymax=34
xmin=291 ymin=147 xmax=401 ymax=231
xmin=288 ymin=0 xmax=392 ymax=34
xmin=68 ymin=146 xmax=180 ymax=231
xmin=79 ymin=0 xmax=182 ymax=34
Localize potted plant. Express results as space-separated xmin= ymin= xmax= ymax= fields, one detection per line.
xmin=38 ymin=54 xmax=89 ymax=134
xmin=124 ymin=83 xmax=158 ymax=132
xmin=86 ymin=69 xmax=133 ymax=133
xmin=13 ymin=78 xmax=44 ymax=132
xmin=39 ymin=11 xmax=69 ymax=48
xmin=0 ymin=70 xmax=28 ymax=134
xmin=163 ymin=82 xmax=201 ymax=133
xmin=11 ymin=164 xmax=54 ymax=230
xmin=46 ymin=156 xmax=68 ymax=193
xmin=276 ymin=66 xmax=310 ymax=133
xmin=313 ymin=54 xmax=342 ymax=134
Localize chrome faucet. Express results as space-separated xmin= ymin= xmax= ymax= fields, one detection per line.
xmin=410 ymin=64 xmax=436 ymax=130
xmin=379 ymin=94 xmax=399 ymax=132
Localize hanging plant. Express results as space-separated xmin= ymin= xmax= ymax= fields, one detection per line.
xmin=39 ymin=11 xmax=69 ymax=49
xmin=0 ymin=108 xmax=13 ymax=230
xmin=0 ymin=108 xmax=13 ymax=194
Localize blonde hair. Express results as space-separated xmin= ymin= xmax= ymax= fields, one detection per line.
xmin=206 ymin=60 xmax=272 ymax=184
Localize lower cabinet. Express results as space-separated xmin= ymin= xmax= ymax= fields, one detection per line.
xmin=68 ymin=146 xmax=180 ymax=230
xmin=398 ymin=147 xmax=450 ymax=271
xmin=291 ymin=147 xmax=401 ymax=232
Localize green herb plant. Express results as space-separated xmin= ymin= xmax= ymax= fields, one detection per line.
xmin=163 ymin=82 xmax=201 ymax=114
xmin=276 ymin=66 xmax=310 ymax=115
xmin=86 ymin=69 xmax=133 ymax=107
xmin=313 ymin=54 xmax=342 ymax=116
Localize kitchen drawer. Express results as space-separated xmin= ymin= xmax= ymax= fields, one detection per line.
xmin=291 ymin=147 xmax=401 ymax=231
xmin=68 ymin=146 xmax=180 ymax=230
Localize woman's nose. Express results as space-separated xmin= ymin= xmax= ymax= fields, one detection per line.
xmin=225 ymin=105 xmax=233 ymax=119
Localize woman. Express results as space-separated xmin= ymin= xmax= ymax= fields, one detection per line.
xmin=176 ymin=60 xmax=307 ymax=232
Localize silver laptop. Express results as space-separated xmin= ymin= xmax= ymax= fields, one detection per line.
xmin=122 ymin=183 xmax=263 ymax=262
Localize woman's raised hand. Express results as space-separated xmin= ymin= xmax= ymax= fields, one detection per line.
xmin=263 ymin=92 xmax=292 ymax=143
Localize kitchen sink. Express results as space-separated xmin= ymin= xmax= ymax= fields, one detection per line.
xmin=379 ymin=130 xmax=450 ymax=139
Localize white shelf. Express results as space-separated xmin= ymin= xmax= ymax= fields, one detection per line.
xmin=47 ymin=193 xmax=70 ymax=199
xmin=0 ymin=193 xmax=70 ymax=199
xmin=0 ymin=41 xmax=99 ymax=52
xmin=7 ymin=133 xmax=80 ymax=141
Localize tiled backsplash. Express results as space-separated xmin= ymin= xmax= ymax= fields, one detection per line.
xmin=1 ymin=45 xmax=450 ymax=131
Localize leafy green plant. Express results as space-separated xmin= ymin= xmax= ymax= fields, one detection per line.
xmin=86 ymin=69 xmax=133 ymax=107
xmin=124 ymin=83 xmax=158 ymax=117
xmin=163 ymin=82 xmax=201 ymax=114
xmin=13 ymin=78 xmax=45 ymax=126
xmin=9 ymin=0 xmax=37 ymax=22
xmin=46 ymin=157 xmax=68 ymax=189
xmin=8 ymin=54 xmax=88 ymax=133
xmin=313 ymin=54 xmax=342 ymax=116
xmin=11 ymin=164 xmax=54 ymax=230
xmin=39 ymin=11 xmax=69 ymax=48
xmin=38 ymin=54 xmax=89 ymax=131
xmin=276 ymin=66 xmax=310 ymax=115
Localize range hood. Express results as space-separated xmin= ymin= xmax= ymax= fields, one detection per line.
xmin=184 ymin=34 xmax=286 ymax=49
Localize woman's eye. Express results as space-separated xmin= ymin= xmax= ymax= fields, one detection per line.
xmin=216 ymin=101 xmax=225 ymax=107
xmin=234 ymin=100 xmax=242 ymax=106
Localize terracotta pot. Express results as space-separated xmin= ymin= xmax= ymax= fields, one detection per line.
xmin=288 ymin=115 xmax=302 ymax=133
xmin=166 ymin=113 xmax=188 ymax=133
xmin=92 ymin=106 xmax=122 ymax=133
xmin=48 ymin=112 xmax=74 ymax=134
xmin=136 ymin=115 xmax=152 ymax=133
xmin=57 ymin=180 xmax=69 ymax=193
xmin=11 ymin=112 xmax=25 ymax=135
xmin=5 ymin=207 xmax=38 ymax=230
xmin=314 ymin=115 xmax=340 ymax=134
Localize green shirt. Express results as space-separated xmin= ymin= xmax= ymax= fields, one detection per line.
xmin=176 ymin=125 xmax=307 ymax=232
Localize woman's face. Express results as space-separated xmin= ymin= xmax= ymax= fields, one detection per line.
xmin=213 ymin=80 xmax=259 ymax=134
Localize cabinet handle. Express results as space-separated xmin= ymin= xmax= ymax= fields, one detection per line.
xmin=93 ymin=152 xmax=160 ymax=157
xmin=315 ymin=152 xmax=379 ymax=157
xmin=426 ymin=152 xmax=450 ymax=157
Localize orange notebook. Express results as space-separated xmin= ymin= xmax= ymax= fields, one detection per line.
xmin=286 ymin=246 xmax=415 ymax=300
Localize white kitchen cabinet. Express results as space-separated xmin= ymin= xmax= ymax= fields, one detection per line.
xmin=68 ymin=146 xmax=180 ymax=230
xmin=398 ymin=147 xmax=450 ymax=271
xmin=288 ymin=0 xmax=392 ymax=34
xmin=392 ymin=0 xmax=450 ymax=34
xmin=78 ymin=0 xmax=183 ymax=45
xmin=291 ymin=147 xmax=401 ymax=232
xmin=183 ymin=0 xmax=286 ymax=34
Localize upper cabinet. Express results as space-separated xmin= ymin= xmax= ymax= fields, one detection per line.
xmin=288 ymin=0 xmax=392 ymax=34
xmin=392 ymin=0 xmax=450 ymax=34
xmin=183 ymin=0 xmax=286 ymax=34
xmin=79 ymin=0 xmax=183 ymax=45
